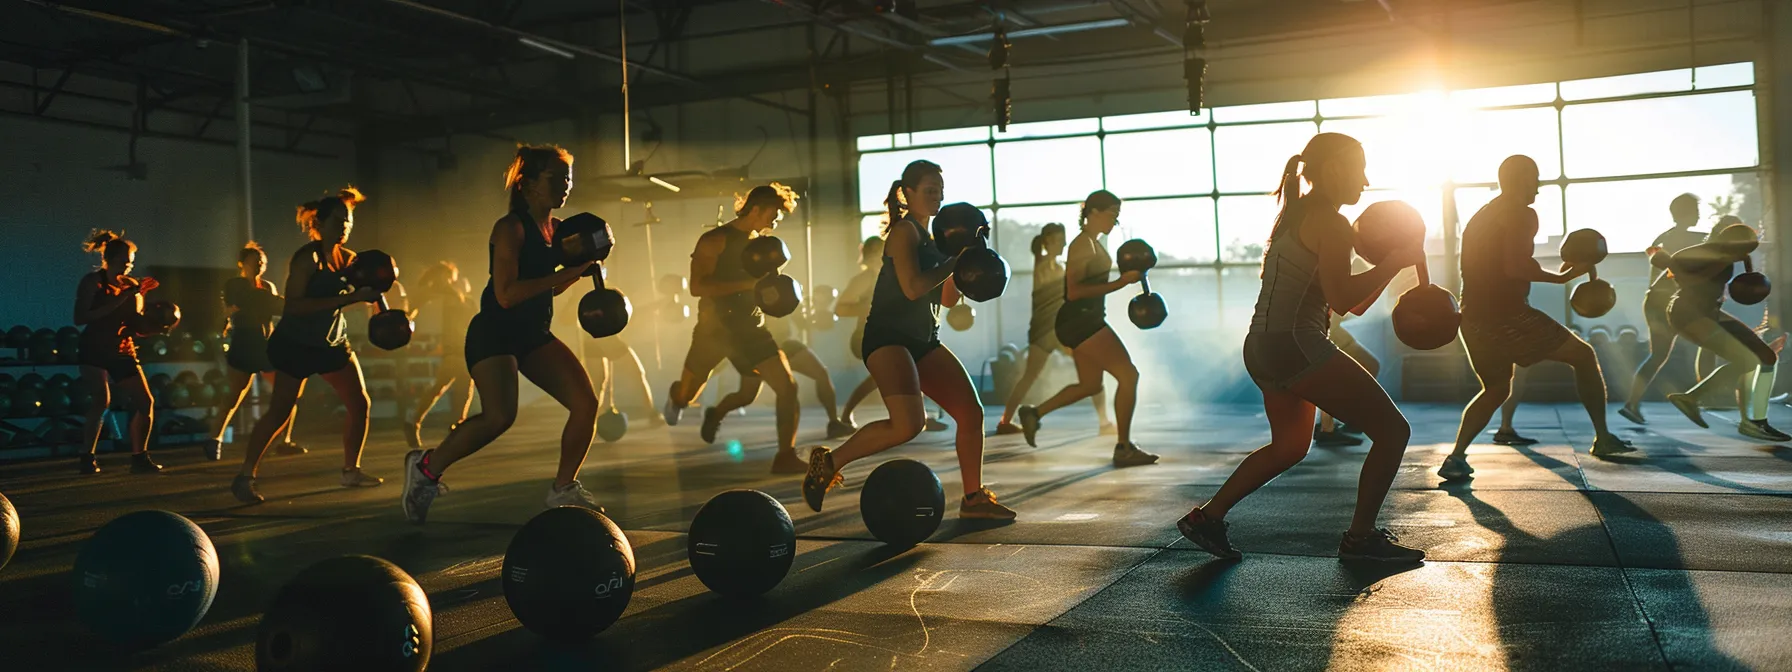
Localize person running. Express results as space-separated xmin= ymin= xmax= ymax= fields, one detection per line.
xmin=1436 ymin=155 xmax=1634 ymax=484
xmin=724 ymin=312 xmax=853 ymax=438
xmin=1660 ymin=222 xmax=1790 ymax=442
xmin=404 ymin=261 xmax=478 ymax=449
xmin=662 ymin=183 xmax=807 ymax=473
xmin=1620 ymin=194 xmax=1709 ymax=424
xmin=583 ymin=334 xmax=663 ymax=427
xmin=399 ymin=145 xmax=607 ymax=524
xmin=996 ymin=222 xmax=1113 ymax=438
xmin=1177 ymin=132 xmax=1426 ymax=563
xmin=801 ymin=160 xmax=1015 ymax=520
xmin=1015 ymin=191 xmax=1157 ymax=467
xmin=232 ymin=187 xmax=386 ymax=503
xmin=210 ymin=242 xmax=305 ymax=462
xmin=71 ymin=230 xmax=161 ymax=475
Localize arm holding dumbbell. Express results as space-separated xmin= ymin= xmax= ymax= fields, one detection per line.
xmin=490 ymin=217 xmax=593 ymax=309
xmin=1306 ymin=210 xmax=1417 ymax=315
xmin=1505 ymin=211 xmax=1589 ymax=284
xmin=1063 ymin=237 xmax=1139 ymax=301
xmin=688 ymin=230 xmax=759 ymax=298
xmin=888 ymin=223 xmax=959 ymax=301
xmin=280 ymin=248 xmax=378 ymax=315
xmin=72 ymin=273 xmax=147 ymax=325
xmin=941 ymin=275 xmax=962 ymax=308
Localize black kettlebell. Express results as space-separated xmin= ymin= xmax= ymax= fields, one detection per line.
xmin=1117 ymin=239 xmax=1167 ymax=329
xmin=348 ymin=250 xmax=413 ymax=350
xmin=1561 ymin=230 xmax=1615 ymax=319
xmin=1570 ymin=273 xmax=1617 ymax=318
xmin=1729 ymin=255 xmax=1771 ymax=305
xmin=755 ymin=274 xmax=804 ymax=318
xmin=597 ymin=409 xmax=628 ymax=443
xmin=579 ymin=273 xmax=632 ymax=338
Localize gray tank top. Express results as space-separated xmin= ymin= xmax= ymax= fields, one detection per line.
xmin=1031 ymin=257 xmax=1066 ymax=331
xmin=1249 ymin=197 xmax=1330 ymax=334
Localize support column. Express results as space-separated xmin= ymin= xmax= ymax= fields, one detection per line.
xmin=1764 ymin=1 xmax=1791 ymax=326
xmin=236 ymin=38 xmax=254 ymax=243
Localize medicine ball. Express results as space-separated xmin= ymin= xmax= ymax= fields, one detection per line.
xmin=596 ymin=409 xmax=628 ymax=443
xmin=257 ymin=555 xmax=432 ymax=672
xmin=503 ymin=506 xmax=635 ymax=640
xmin=687 ymin=490 xmax=795 ymax=597
xmin=72 ymin=510 xmax=219 ymax=649
xmin=0 ymin=491 xmax=17 ymax=573
xmin=859 ymin=459 xmax=945 ymax=548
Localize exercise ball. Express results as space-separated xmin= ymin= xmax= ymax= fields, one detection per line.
xmin=257 ymin=555 xmax=431 ymax=671
xmin=503 ymin=506 xmax=635 ymax=640
xmin=0 ymin=491 xmax=16 ymax=573
xmin=859 ymin=459 xmax=945 ymax=548
xmin=687 ymin=490 xmax=795 ymax=597
xmin=72 ymin=510 xmax=219 ymax=649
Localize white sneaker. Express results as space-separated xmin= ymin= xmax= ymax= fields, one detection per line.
xmin=1437 ymin=454 xmax=1474 ymax=481
xmin=400 ymin=450 xmax=439 ymax=525
xmin=544 ymin=480 xmax=605 ymax=512
xmin=662 ymin=382 xmax=684 ymax=426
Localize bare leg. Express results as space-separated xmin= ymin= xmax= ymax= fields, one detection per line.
xmin=916 ymin=347 xmax=988 ymax=495
xmin=424 ymin=356 xmax=520 ymax=474
xmin=215 ymin=368 xmax=256 ymax=443
xmin=77 ymin=366 xmax=111 ymax=456
xmin=787 ymin=347 xmax=839 ymax=424
xmin=240 ymin=374 xmax=305 ymax=477
xmin=316 ymin=356 xmax=372 ymax=470
xmin=1000 ymin=345 xmax=1053 ymax=425
xmin=518 ymin=340 xmax=601 ymax=487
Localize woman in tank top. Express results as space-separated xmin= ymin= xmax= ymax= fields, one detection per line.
xmin=401 ymin=144 xmax=606 ymax=525
xmin=1177 ymin=132 xmax=1428 ymax=564
xmin=210 ymin=242 xmax=303 ymax=462
xmin=71 ymin=230 xmax=161 ymax=475
xmin=800 ymin=159 xmax=1015 ymax=521
xmin=404 ymin=260 xmax=478 ymax=450
xmin=232 ymin=187 xmax=386 ymax=503
xmin=995 ymin=222 xmax=1112 ymax=436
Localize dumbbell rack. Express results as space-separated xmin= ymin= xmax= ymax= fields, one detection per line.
xmin=349 ymin=333 xmax=456 ymax=426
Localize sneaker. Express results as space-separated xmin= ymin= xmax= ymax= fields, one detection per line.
xmin=1018 ymin=405 xmax=1041 ymax=447
xmin=1097 ymin=423 xmax=1118 ymax=436
xmin=1491 ymin=430 xmax=1538 ymax=446
xmin=1176 ymin=508 xmax=1241 ymax=560
xmin=340 ymin=468 xmax=384 ymax=488
xmin=699 ymin=407 xmax=723 ymax=444
xmin=1590 ymin=433 xmax=1638 ymax=457
xmin=1618 ymin=406 xmax=1647 ymax=426
xmin=993 ymin=422 xmax=1022 ymax=436
xmin=232 ymin=474 xmax=264 ymax=504
xmin=274 ymin=441 xmax=308 ymax=456
xmin=1336 ymin=422 xmax=1365 ymax=437
xmin=1667 ymin=393 xmax=1708 ymax=428
xmin=1739 ymin=419 xmax=1792 ymax=443
xmin=924 ymin=415 xmax=949 ymax=432
xmin=662 ymin=382 xmax=685 ymax=426
xmin=1112 ymin=442 xmax=1160 ymax=467
xmin=1437 ymin=453 xmax=1474 ymax=481
xmin=401 ymin=450 xmax=440 ymax=525
xmin=203 ymin=439 xmax=223 ymax=461
xmin=826 ymin=419 xmax=857 ymax=439
xmin=1339 ymin=528 xmax=1426 ymax=563
xmin=544 ymin=480 xmax=604 ymax=512
xmin=771 ymin=449 xmax=808 ymax=474
xmin=1313 ymin=429 xmax=1363 ymax=447
xmin=130 ymin=452 xmax=163 ymax=474
xmin=959 ymin=488 xmax=1017 ymax=520
xmin=801 ymin=446 xmax=841 ymax=513
xmin=76 ymin=454 xmax=100 ymax=474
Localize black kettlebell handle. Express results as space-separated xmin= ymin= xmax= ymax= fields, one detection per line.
xmin=1138 ymin=274 xmax=1152 ymax=296
xmin=1743 ymin=256 xmax=1755 ymax=274
xmin=374 ymin=294 xmax=392 ymax=313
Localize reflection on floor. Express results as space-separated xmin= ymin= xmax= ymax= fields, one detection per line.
xmin=3 ymin=400 xmax=1790 ymax=671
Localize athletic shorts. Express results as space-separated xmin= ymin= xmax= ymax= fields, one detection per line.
xmin=463 ymin=313 xmax=557 ymax=367
xmin=1644 ymin=287 xmax=1674 ymax=336
xmin=1672 ymin=310 xmax=1774 ymax=366
xmin=226 ymin=333 xmax=275 ymax=374
xmin=1460 ymin=306 xmax=1571 ymax=368
xmin=1243 ymin=330 xmax=1338 ymax=390
xmin=779 ymin=339 xmax=809 ymax=356
xmin=860 ymin=329 xmax=941 ymax=364
xmin=78 ymin=349 xmax=141 ymax=380
xmin=684 ymin=320 xmax=781 ymax=377
xmin=1056 ymin=316 xmax=1108 ymax=350
xmin=268 ymin=336 xmax=352 ymax=379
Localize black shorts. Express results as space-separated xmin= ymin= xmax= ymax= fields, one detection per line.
xmin=267 ymin=336 xmax=353 ymax=379
xmin=860 ymin=329 xmax=942 ymax=364
xmin=683 ymin=320 xmax=781 ymax=377
xmin=1460 ymin=306 xmax=1572 ymax=368
xmin=226 ymin=333 xmax=275 ymax=374
xmin=78 ymin=348 xmax=141 ymax=380
xmin=779 ymin=339 xmax=809 ymax=356
xmin=464 ymin=313 xmax=558 ymax=367
xmin=1243 ymin=331 xmax=1338 ymax=390
xmin=1056 ymin=315 xmax=1109 ymax=350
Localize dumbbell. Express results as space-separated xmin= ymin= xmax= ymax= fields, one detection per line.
xmin=29 ymin=329 xmax=58 ymax=364
xmin=1562 ymin=229 xmax=1615 ymax=318
xmin=345 ymin=250 xmax=415 ymax=350
xmin=552 ymin=216 xmax=630 ymax=338
xmin=1116 ymin=239 xmax=1167 ymax=330
xmin=742 ymin=236 xmax=804 ymax=318
xmin=932 ymin=203 xmax=1010 ymax=303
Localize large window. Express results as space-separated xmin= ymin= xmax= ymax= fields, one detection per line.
xmin=857 ymin=62 xmax=1761 ymax=263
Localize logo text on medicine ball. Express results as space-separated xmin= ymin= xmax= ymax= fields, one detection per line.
xmin=165 ymin=580 xmax=206 ymax=597
xmin=767 ymin=544 xmax=789 ymax=558
xmin=593 ymin=573 xmax=625 ymax=598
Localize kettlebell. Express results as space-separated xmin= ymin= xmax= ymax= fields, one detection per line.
xmin=1392 ymin=261 xmax=1460 ymax=350
xmin=1117 ymin=239 xmax=1167 ymax=330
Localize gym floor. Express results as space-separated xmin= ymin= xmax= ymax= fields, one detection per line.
xmin=3 ymin=399 xmax=1791 ymax=671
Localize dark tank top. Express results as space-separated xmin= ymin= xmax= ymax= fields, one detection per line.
xmin=272 ymin=242 xmax=349 ymax=348
xmin=1459 ymin=197 xmax=1536 ymax=316
xmin=866 ymin=219 xmax=947 ymax=343
xmin=479 ymin=209 xmax=559 ymax=334
xmin=224 ymin=276 xmax=279 ymax=341
xmin=1058 ymin=232 xmax=1111 ymax=326
xmin=80 ymin=271 xmax=139 ymax=358
xmin=697 ymin=225 xmax=763 ymax=329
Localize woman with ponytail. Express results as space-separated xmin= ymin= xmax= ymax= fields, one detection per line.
xmin=996 ymin=222 xmax=1114 ymax=438
xmin=72 ymin=230 xmax=161 ymax=474
xmin=1178 ymin=133 xmax=1428 ymax=563
xmin=1012 ymin=191 xmax=1155 ymax=467
xmin=801 ymin=159 xmax=1015 ymax=520
xmin=231 ymin=186 xmax=385 ymax=503
xmin=210 ymin=242 xmax=304 ymax=463
xmin=401 ymin=144 xmax=606 ymax=525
